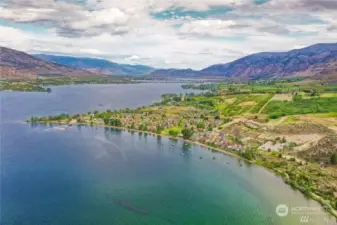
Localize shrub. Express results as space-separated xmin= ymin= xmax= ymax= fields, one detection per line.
xmin=182 ymin=128 xmax=194 ymax=139
xmin=331 ymin=153 xmax=337 ymax=165
xmin=169 ymin=129 xmax=179 ymax=137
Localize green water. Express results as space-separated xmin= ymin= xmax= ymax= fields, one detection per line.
xmin=1 ymin=124 xmax=334 ymax=225
xmin=1 ymin=84 xmax=335 ymax=225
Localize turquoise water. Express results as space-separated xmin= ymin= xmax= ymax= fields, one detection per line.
xmin=1 ymin=84 xmax=335 ymax=225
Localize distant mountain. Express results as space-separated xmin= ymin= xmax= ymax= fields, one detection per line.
xmin=0 ymin=47 xmax=92 ymax=79
xmin=2 ymin=43 xmax=337 ymax=80
xmin=34 ymin=54 xmax=154 ymax=76
xmin=150 ymin=43 xmax=337 ymax=80
xmin=200 ymin=43 xmax=337 ymax=79
xmin=150 ymin=68 xmax=198 ymax=78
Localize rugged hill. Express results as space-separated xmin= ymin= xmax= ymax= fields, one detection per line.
xmin=294 ymin=59 xmax=337 ymax=77
xmin=149 ymin=43 xmax=337 ymax=80
xmin=34 ymin=54 xmax=154 ymax=76
xmin=298 ymin=135 xmax=337 ymax=163
xmin=200 ymin=43 xmax=337 ymax=79
xmin=3 ymin=43 xmax=337 ymax=80
xmin=0 ymin=47 xmax=92 ymax=79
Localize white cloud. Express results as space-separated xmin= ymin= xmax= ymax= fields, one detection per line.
xmin=125 ymin=55 xmax=141 ymax=61
xmin=69 ymin=8 xmax=129 ymax=30
xmin=0 ymin=7 xmax=55 ymax=22
xmin=179 ymin=20 xmax=238 ymax=37
xmin=0 ymin=0 xmax=337 ymax=69
xmin=0 ymin=26 xmax=33 ymax=49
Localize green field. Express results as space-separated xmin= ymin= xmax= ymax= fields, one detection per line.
xmin=265 ymin=97 xmax=337 ymax=118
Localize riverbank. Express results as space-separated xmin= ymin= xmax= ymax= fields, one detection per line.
xmin=27 ymin=119 xmax=337 ymax=219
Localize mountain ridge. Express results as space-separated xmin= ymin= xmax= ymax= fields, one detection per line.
xmin=150 ymin=43 xmax=337 ymax=80
xmin=34 ymin=54 xmax=154 ymax=76
xmin=0 ymin=47 xmax=93 ymax=78
xmin=1 ymin=43 xmax=337 ymax=80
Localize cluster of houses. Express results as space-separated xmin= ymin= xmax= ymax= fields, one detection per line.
xmin=77 ymin=107 xmax=257 ymax=153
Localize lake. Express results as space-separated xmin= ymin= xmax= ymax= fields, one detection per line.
xmin=1 ymin=83 xmax=335 ymax=225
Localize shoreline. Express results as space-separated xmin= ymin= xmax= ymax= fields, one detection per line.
xmin=38 ymin=121 xmax=246 ymax=160
xmin=28 ymin=120 xmax=337 ymax=218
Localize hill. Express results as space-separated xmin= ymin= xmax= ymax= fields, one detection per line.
xmin=150 ymin=43 xmax=337 ymax=80
xmin=2 ymin=43 xmax=337 ymax=80
xmin=34 ymin=54 xmax=154 ymax=76
xmin=0 ymin=47 xmax=92 ymax=79
xmin=200 ymin=43 xmax=337 ymax=79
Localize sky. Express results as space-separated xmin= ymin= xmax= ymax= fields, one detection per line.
xmin=0 ymin=0 xmax=337 ymax=69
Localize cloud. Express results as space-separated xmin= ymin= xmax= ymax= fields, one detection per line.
xmin=0 ymin=0 xmax=337 ymax=69
xmin=328 ymin=25 xmax=337 ymax=32
xmin=257 ymin=25 xmax=291 ymax=35
xmin=264 ymin=0 xmax=337 ymax=11
xmin=125 ymin=55 xmax=141 ymax=61
xmin=179 ymin=19 xmax=239 ymax=37
xmin=0 ymin=0 xmax=132 ymax=37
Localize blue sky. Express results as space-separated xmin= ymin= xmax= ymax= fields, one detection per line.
xmin=0 ymin=0 xmax=336 ymax=69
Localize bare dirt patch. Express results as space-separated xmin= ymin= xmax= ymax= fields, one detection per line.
xmin=272 ymin=94 xmax=293 ymax=101
xmin=224 ymin=98 xmax=236 ymax=104
xmin=239 ymin=101 xmax=256 ymax=106
xmin=298 ymin=135 xmax=337 ymax=162
xmin=269 ymin=123 xmax=334 ymax=135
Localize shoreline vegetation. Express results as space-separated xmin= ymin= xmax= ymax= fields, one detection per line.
xmin=0 ymin=75 xmax=207 ymax=92
xmin=0 ymin=76 xmax=138 ymax=92
xmin=26 ymin=79 xmax=337 ymax=218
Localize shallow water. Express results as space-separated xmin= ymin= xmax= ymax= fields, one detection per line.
xmin=1 ymin=83 xmax=335 ymax=225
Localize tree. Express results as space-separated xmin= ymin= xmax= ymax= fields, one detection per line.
xmin=331 ymin=153 xmax=337 ymax=165
xmin=103 ymin=118 xmax=110 ymax=125
xmin=156 ymin=125 xmax=164 ymax=134
xmin=138 ymin=123 xmax=148 ymax=131
xmin=169 ymin=129 xmax=179 ymax=137
xmin=182 ymin=128 xmax=194 ymax=139
xmin=110 ymin=118 xmax=122 ymax=126
xmin=292 ymin=94 xmax=302 ymax=101
xmin=243 ymin=150 xmax=254 ymax=160
xmin=197 ymin=121 xmax=205 ymax=129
